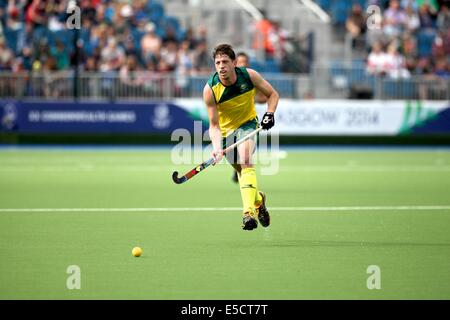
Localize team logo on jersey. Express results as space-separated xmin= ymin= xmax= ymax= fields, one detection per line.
xmin=240 ymin=84 xmax=248 ymax=91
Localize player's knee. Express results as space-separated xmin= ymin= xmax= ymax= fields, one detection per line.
xmin=239 ymin=156 xmax=253 ymax=166
xmin=243 ymin=156 xmax=253 ymax=165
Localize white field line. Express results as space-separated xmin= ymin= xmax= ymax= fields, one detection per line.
xmin=1 ymin=206 xmax=450 ymax=213
xmin=1 ymin=164 xmax=450 ymax=172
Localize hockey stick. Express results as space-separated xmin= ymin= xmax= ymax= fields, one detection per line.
xmin=172 ymin=127 xmax=262 ymax=184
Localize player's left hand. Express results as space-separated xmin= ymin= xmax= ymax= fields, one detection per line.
xmin=261 ymin=112 xmax=275 ymax=130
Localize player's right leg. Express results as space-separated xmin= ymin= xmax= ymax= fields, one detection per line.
xmin=223 ymin=134 xmax=258 ymax=230
xmin=231 ymin=162 xmax=259 ymax=230
xmin=237 ymin=139 xmax=261 ymax=230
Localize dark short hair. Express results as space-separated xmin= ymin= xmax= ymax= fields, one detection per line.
xmin=212 ymin=44 xmax=236 ymax=60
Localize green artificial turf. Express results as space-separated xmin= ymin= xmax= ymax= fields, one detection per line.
xmin=1 ymin=148 xmax=450 ymax=299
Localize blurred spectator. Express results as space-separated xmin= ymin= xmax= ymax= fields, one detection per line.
xmin=100 ymin=37 xmax=125 ymax=72
xmin=83 ymin=56 xmax=98 ymax=72
xmin=47 ymin=0 xmax=67 ymax=32
xmin=192 ymin=40 xmax=211 ymax=74
xmin=417 ymin=0 xmax=440 ymax=13
xmin=403 ymin=5 xmax=420 ymax=33
xmin=365 ymin=12 xmax=387 ymax=49
xmin=418 ymin=3 xmax=436 ymax=29
xmin=236 ymin=52 xmax=250 ymax=69
xmin=80 ymin=0 xmax=97 ymax=23
xmin=174 ymin=40 xmax=194 ymax=96
xmin=51 ymin=40 xmax=70 ymax=70
xmin=119 ymin=55 xmax=144 ymax=88
xmin=401 ymin=34 xmax=418 ymax=72
xmin=141 ymin=22 xmax=161 ymax=65
xmin=252 ymin=10 xmax=275 ymax=59
xmin=436 ymin=4 xmax=450 ymax=31
xmin=432 ymin=29 xmax=450 ymax=60
xmin=196 ymin=25 xmax=208 ymax=44
xmin=21 ymin=46 xmax=33 ymax=70
xmin=401 ymin=0 xmax=419 ymax=11
xmin=384 ymin=43 xmax=410 ymax=78
xmin=160 ymin=40 xmax=178 ymax=71
xmin=32 ymin=39 xmax=51 ymax=72
xmin=157 ymin=59 xmax=171 ymax=73
xmin=346 ymin=4 xmax=367 ymax=48
xmin=434 ymin=57 xmax=450 ymax=80
xmin=163 ymin=25 xmax=179 ymax=45
xmin=25 ymin=0 xmax=47 ymax=27
xmin=6 ymin=4 xmax=24 ymax=31
xmin=104 ymin=1 xmax=116 ymax=24
xmin=269 ymin=20 xmax=289 ymax=64
xmin=416 ymin=56 xmax=434 ymax=74
xmin=383 ymin=0 xmax=406 ymax=38
xmin=177 ymin=40 xmax=194 ymax=73
xmin=12 ymin=57 xmax=26 ymax=73
xmin=122 ymin=37 xmax=139 ymax=59
xmin=367 ymin=41 xmax=388 ymax=75
xmin=115 ymin=9 xmax=131 ymax=43
xmin=120 ymin=4 xmax=133 ymax=21
xmin=183 ymin=27 xmax=198 ymax=50
xmin=0 ymin=37 xmax=14 ymax=70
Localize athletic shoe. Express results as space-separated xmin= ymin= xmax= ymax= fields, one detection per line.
xmin=256 ymin=191 xmax=270 ymax=227
xmin=242 ymin=212 xmax=258 ymax=231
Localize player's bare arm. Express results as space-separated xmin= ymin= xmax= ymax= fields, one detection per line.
xmin=247 ymin=68 xmax=279 ymax=129
xmin=203 ymin=83 xmax=223 ymax=162
xmin=255 ymin=91 xmax=269 ymax=104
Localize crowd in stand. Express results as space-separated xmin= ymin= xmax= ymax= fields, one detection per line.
xmin=0 ymin=0 xmax=313 ymax=75
xmin=345 ymin=0 xmax=450 ymax=80
xmin=250 ymin=9 xmax=310 ymax=73
xmin=1 ymin=0 xmax=448 ymax=99
xmin=0 ymin=0 xmax=213 ymax=76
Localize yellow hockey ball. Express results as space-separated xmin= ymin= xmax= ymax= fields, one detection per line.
xmin=132 ymin=247 xmax=142 ymax=257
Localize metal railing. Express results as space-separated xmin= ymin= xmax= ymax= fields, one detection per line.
xmin=0 ymin=68 xmax=449 ymax=101
xmin=0 ymin=71 xmax=300 ymax=100
xmin=312 ymin=62 xmax=450 ymax=100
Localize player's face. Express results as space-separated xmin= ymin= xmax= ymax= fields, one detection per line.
xmin=214 ymin=54 xmax=236 ymax=80
xmin=236 ymin=56 xmax=249 ymax=68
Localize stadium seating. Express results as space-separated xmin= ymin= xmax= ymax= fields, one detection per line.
xmin=330 ymin=1 xmax=353 ymax=24
xmin=149 ymin=2 xmax=165 ymax=25
xmin=3 ymin=28 xmax=20 ymax=54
